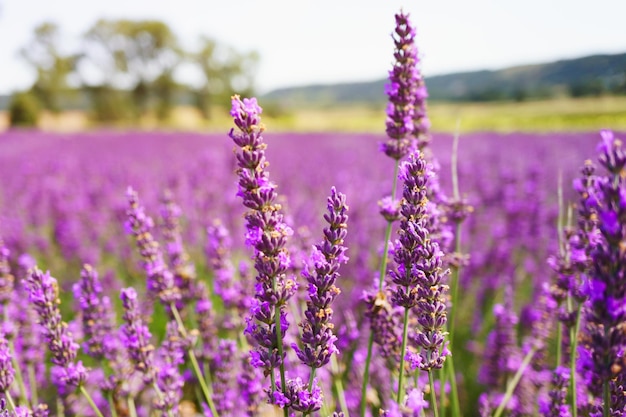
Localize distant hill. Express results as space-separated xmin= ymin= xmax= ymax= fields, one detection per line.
xmin=262 ymin=52 xmax=626 ymax=105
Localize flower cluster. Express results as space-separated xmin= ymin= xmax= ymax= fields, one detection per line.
xmin=26 ymin=268 xmax=87 ymax=389
xmin=126 ymin=187 xmax=180 ymax=305
xmin=578 ymin=130 xmax=626 ymax=412
xmin=229 ymin=95 xmax=296 ymax=381
xmin=294 ymin=187 xmax=349 ymax=370
xmin=381 ymin=11 xmax=419 ymax=160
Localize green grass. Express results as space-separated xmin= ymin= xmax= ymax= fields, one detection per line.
xmin=262 ymin=96 xmax=626 ymax=133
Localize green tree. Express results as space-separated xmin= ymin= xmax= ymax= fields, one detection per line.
xmin=8 ymin=91 xmax=40 ymax=127
xmin=82 ymin=19 xmax=182 ymax=120
xmin=192 ymin=37 xmax=259 ymax=119
xmin=20 ymin=22 xmax=79 ymax=113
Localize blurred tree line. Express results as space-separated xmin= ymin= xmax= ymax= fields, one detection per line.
xmin=10 ymin=20 xmax=258 ymax=126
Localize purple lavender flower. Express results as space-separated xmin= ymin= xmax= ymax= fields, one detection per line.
xmin=273 ymin=377 xmax=323 ymax=413
xmin=155 ymin=321 xmax=185 ymax=416
xmin=0 ymin=336 xmax=14 ymax=393
xmin=213 ymin=339 xmax=237 ymax=415
xmin=119 ymin=287 xmax=157 ymax=384
xmin=159 ymin=190 xmax=196 ymax=304
xmin=0 ymin=240 xmax=13 ymax=309
xmin=125 ymin=187 xmax=180 ymax=305
xmin=26 ymin=267 xmax=87 ymax=388
xmin=72 ymin=264 xmax=117 ymax=360
xmin=206 ymin=220 xmax=242 ymax=321
xmin=381 ymin=12 xmax=418 ymax=160
xmin=539 ymin=366 xmax=571 ymax=417
xmin=396 ymin=152 xmax=449 ymax=371
xmin=194 ymin=281 xmax=217 ymax=364
xmin=578 ymin=130 xmax=626 ymax=413
xmin=293 ymin=187 xmax=348 ymax=371
xmin=237 ymin=354 xmax=263 ymax=416
xmin=362 ymin=287 xmax=402 ymax=360
xmin=229 ymin=96 xmax=296 ymax=385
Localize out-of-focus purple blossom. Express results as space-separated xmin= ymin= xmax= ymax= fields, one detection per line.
xmin=0 ymin=336 xmax=14 ymax=393
xmin=229 ymin=95 xmax=296 ymax=384
xmin=363 ymin=287 xmax=402 ymax=361
xmin=26 ymin=267 xmax=87 ymax=388
xmin=237 ymin=355 xmax=263 ymax=416
xmin=539 ymin=366 xmax=571 ymax=417
xmin=155 ymin=321 xmax=185 ymax=416
xmin=293 ymin=187 xmax=348 ymax=372
xmin=379 ymin=196 xmax=401 ymax=222
xmin=206 ymin=220 xmax=244 ymax=326
xmin=159 ymin=190 xmax=196 ymax=305
xmin=72 ymin=264 xmax=117 ymax=360
xmin=119 ymin=287 xmax=157 ymax=384
xmin=195 ymin=281 xmax=217 ymax=365
xmin=212 ymin=339 xmax=237 ymax=415
xmin=381 ymin=12 xmax=418 ymax=160
xmin=0 ymin=241 xmax=13 ymax=308
xmin=125 ymin=187 xmax=180 ymax=305
xmin=273 ymin=377 xmax=323 ymax=413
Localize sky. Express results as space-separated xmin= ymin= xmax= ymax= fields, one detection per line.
xmin=1 ymin=0 xmax=625 ymax=95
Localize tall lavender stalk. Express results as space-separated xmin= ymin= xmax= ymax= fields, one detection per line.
xmin=578 ymin=130 xmax=626 ymax=417
xmin=119 ymin=287 xmax=174 ymax=417
xmin=0 ymin=335 xmax=16 ymax=412
xmin=125 ymin=188 xmax=217 ymax=415
xmin=25 ymin=267 xmax=102 ymax=417
xmin=229 ymin=95 xmax=296 ymax=415
xmin=361 ymin=11 xmax=419 ymax=416
xmin=390 ymin=150 xmax=448 ymax=404
xmin=399 ymin=152 xmax=449 ymax=413
xmin=293 ymin=187 xmax=348 ymax=406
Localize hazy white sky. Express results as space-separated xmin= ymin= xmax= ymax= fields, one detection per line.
xmin=1 ymin=0 xmax=625 ymax=95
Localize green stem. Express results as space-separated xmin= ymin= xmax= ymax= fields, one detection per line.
xmin=439 ymin=367 xmax=447 ymax=417
xmin=360 ymin=332 xmax=375 ymax=417
xmin=556 ymin=321 xmax=563 ymax=367
xmin=170 ymin=304 xmax=218 ymax=417
xmin=270 ymin=281 xmax=289 ymax=417
xmin=571 ymin=306 xmax=582 ymax=417
xmin=493 ymin=346 xmax=538 ymax=417
xmin=28 ymin=363 xmax=38 ymax=406
xmin=79 ymin=385 xmax=105 ymax=417
xmin=448 ymin=223 xmax=462 ymax=347
xmin=309 ymin=367 xmax=317 ymax=389
xmin=4 ymin=391 xmax=16 ymax=412
xmin=57 ymin=397 xmax=66 ymax=417
xmin=331 ymin=355 xmax=350 ymax=417
xmin=361 ymin=160 xmax=400 ymax=417
xmin=128 ymin=397 xmax=138 ymax=417
xmin=429 ymin=370 xmax=440 ymax=417
xmin=397 ymin=307 xmax=410 ymax=404
xmin=8 ymin=340 xmax=28 ymax=405
xmin=151 ymin=382 xmax=175 ymax=417
xmin=447 ymin=356 xmax=461 ymax=417
xmin=107 ymin=392 xmax=118 ymax=417
xmin=603 ymin=379 xmax=610 ymax=417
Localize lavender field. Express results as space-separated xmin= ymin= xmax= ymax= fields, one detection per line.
xmin=1 ymin=10 xmax=625 ymax=417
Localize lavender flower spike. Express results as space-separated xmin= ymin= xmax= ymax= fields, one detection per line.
xmin=400 ymin=151 xmax=450 ymax=371
xmin=0 ymin=336 xmax=14 ymax=394
xmin=381 ymin=11 xmax=418 ymax=161
xmin=294 ymin=187 xmax=349 ymax=372
xmin=119 ymin=287 xmax=157 ymax=383
xmin=125 ymin=187 xmax=180 ymax=305
xmin=579 ymin=130 xmax=626 ymax=414
xmin=229 ymin=95 xmax=296 ymax=397
xmin=72 ymin=264 xmax=116 ymax=360
xmin=26 ymin=267 xmax=87 ymax=388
